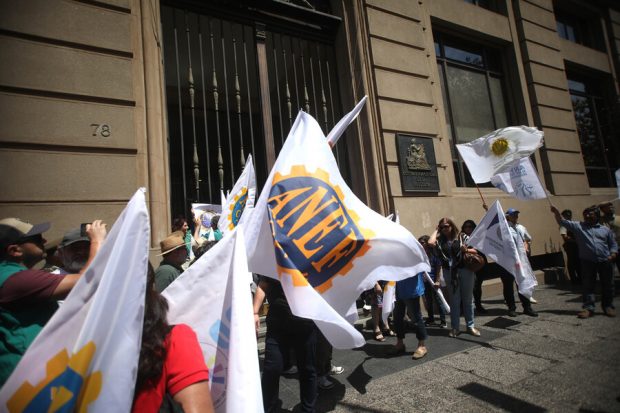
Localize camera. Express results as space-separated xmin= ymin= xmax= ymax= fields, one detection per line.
xmin=80 ymin=223 xmax=90 ymax=237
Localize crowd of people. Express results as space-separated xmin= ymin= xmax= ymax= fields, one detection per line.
xmin=0 ymin=197 xmax=617 ymax=412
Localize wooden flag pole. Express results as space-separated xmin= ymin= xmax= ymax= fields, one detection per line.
xmin=475 ymin=184 xmax=488 ymax=210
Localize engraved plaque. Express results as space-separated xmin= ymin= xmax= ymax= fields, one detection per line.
xmin=396 ymin=134 xmax=440 ymax=193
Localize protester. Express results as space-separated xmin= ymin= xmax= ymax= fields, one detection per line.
xmin=503 ymin=210 xmax=538 ymax=317
xmin=550 ymin=205 xmax=617 ymax=318
xmin=418 ymin=235 xmax=446 ymax=328
xmin=506 ymin=208 xmax=537 ymax=303
xmin=210 ymin=215 xmax=223 ymax=241
xmin=429 ymin=217 xmax=479 ymax=337
xmin=172 ymin=216 xmax=192 ymax=256
xmin=369 ymin=281 xmax=394 ymax=341
xmin=132 ymin=264 xmax=214 ymax=412
xmin=392 ymin=272 xmax=428 ymax=360
xmin=460 ymin=220 xmax=488 ymax=314
xmin=53 ymin=227 xmax=91 ymax=274
xmin=254 ymin=276 xmax=317 ymax=413
xmin=315 ymin=330 xmax=344 ymax=390
xmin=154 ymin=231 xmax=188 ymax=293
xmin=599 ymin=201 xmax=620 ymax=274
xmin=0 ymin=218 xmax=106 ymax=385
xmin=560 ymin=209 xmax=581 ymax=285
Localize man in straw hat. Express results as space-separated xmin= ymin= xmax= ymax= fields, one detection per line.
xmin=0 ymin=218 xmax=106 ymax=385
xmin=154 ymin=231 xmax=188 ymax=293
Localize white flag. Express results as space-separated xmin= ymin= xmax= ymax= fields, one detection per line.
xmin=456 ymin=126 xmax=544 ymax=183
xmin=163 ymin=227 xmax=262 ymax=413
xmin=381 ymin=281 xmax=396 ymax=327
xmin=490 ymin=157 xmax=547 ymax=200
xmin=326 ymin=96 xmax=367 ymax=147
xmin=244 ymin=111 xmax=430 ymax=349
xmin=467 ymin=200 xmax=537 ymax=298
xmin=220 ymin=189 xmax=226 ymax=212
xmin=1 ymin=189 xmax=150 ymax=412
xmin=219 ymin=155 xmax=256 ymax=234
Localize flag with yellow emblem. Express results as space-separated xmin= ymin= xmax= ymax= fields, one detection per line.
xmin=0 ymin=189 xmax=149 ymax=412
xmin=219 ymin=155 xmax=256 ymax=234
xmin=456 ymin=126 xmax=544 ymax=184
xmin=243 ymin=111 xmax=430 ymax=349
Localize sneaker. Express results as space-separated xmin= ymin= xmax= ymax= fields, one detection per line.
xmin=577 ymin=309 xmax=594 ymax=319
xmin=424 ymin=318 xmax=436 ymax=327
xmin=318 ymin=375 xmax=334 ymax=390
xmin=523 ymin=308 xmax=538 ymax=317
xmin=604 ymin=307 xmax=616 ymax=317
xmin=507 ymin=309 xmax=517 ymax=317
xmin=329 ymin=365 xmax=344 ymax=375
xmin=529 ymin=297 xmax=538 ymax=304
xmin=282 ymin=365 xmax=298 ymax=375
xmin=439 ymin=320 xmax=447 ymax=329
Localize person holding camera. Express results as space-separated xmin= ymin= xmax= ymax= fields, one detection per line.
xmin=0 ymin=218 xmax=106 ymax=385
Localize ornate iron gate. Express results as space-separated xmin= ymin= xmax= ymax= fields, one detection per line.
xmin=161 ymin=3 xmax=349 ymax=217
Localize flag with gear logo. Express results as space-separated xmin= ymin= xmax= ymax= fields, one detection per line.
xmin=0 ymin=189 xmax=149 ymax=412
xmin=218 ymin=155 xmax=256 ymax=234
xmin=243 ymin=111 xmax=430 ymax=349
xmin=456 ymin=126 xmax=544 ymax=184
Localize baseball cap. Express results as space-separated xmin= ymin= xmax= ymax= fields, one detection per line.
xmin=506 ymin=208 xmax=520 ymax=215
xmin=0 ymin=217 xmax=51 ymax=247
xmin=59 ymin=228 xmax=89 ymax=248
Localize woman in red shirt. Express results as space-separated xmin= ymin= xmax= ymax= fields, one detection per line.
xmin=132 ymin=265 xmax=214 ymax=412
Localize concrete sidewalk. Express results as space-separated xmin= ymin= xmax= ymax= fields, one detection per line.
xmin=273 ymin=280 xmax=620 ymax=412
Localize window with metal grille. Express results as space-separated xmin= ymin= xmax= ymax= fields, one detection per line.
xmin=434 ymin=33 xmax=512 ymax=187
xmin=567 ymin=73 xmax=619 ymax=187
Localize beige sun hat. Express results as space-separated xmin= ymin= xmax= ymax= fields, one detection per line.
xmin=157 ymin=231 xmax=187 ymax=256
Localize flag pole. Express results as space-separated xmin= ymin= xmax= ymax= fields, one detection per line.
xmin=475 ymin=184 xmax=487 ymax=209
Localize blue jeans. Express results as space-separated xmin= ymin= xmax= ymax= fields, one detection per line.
xmin=580 ymin=260 xmax=615 ymax=311
xmin=393 ymin=296 xmax=428 ymax=341
xmin=444 ymin=267 xmax=475 ymax=330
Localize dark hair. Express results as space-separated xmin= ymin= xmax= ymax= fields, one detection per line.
xmin=190 ymin=240 xmax=218 ymax=266
xmin=134 ymin=263 xmax=170 ymax=393
xmin=583 ymin=205 xmax=599 ymax=217
xmin=418 ymin=235 xmax=430 ymax=244
xmin=437 ymin=217 xmax=458 ymax=240
xmin=461 ymin=219 xmax=477 ymax=232
xmin=561 ymin=209 xmax=572 ymax=219
xmin=210 ymin=215 xmax=220 ymax=230
xmin=171 ymin=216 xmax=187 ymax=232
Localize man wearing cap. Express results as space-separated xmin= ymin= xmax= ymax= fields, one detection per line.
xmin=154 ymin=231 xmax=188 ymax=293
xmin=550 ymin=205 xmax=617 ymax=318
xmin=0 ymin=218 xmax=106 ymax=385
xmin=503 ymin=209 xmax=538 ymax=317
xmin=53 ymin=228 xmax=91 ymax=275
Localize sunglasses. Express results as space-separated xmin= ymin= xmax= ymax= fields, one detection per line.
xmin=440 ymin=225 xmax=451 ymax=229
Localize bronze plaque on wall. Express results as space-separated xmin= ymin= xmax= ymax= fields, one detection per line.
xmin=396 ymin=134 xmax=439 ymax=193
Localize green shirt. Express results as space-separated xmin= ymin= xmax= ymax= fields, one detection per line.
xmin=0 ymin=261 xmax=60 ymax=385
xmin=154 ymin=262 xmax=183 ymax=293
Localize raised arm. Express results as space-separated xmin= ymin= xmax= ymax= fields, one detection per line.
xmin=550 ymin=205 xmax=562 ymax=226
xmin=52 ymin=220 xmax=107 ymax=298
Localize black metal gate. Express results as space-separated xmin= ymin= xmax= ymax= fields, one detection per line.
xmin=161 ymin=2 xmax=349 ymax=218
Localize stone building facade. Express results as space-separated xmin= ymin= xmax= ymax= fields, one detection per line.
xmin=1 ymin=0 xmax=618 ymax=261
